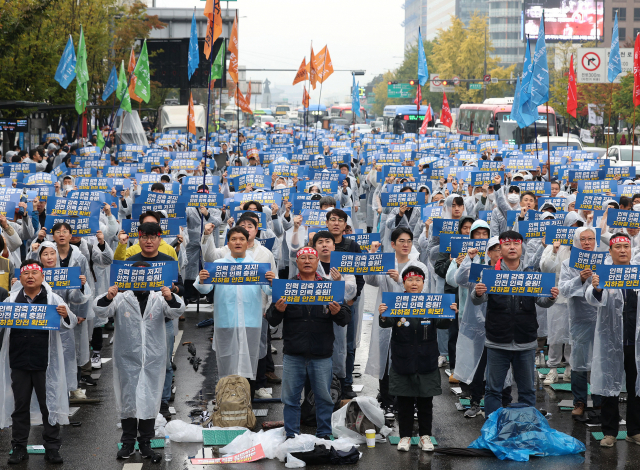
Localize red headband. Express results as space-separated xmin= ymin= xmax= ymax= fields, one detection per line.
xmin=21 ymin=264 xmax=43 ymax=274
xmin=297 ymin=247 xmax=318 ymax=258
xmin=403 ymin=271 xmax=425 ymax=282
xmin=499 ymin=238 xmax=523 ymax=245
xmin=610 ymin=236 xmax=630 ymax=247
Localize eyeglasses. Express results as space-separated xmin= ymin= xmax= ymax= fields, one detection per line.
xmin=395 ymin=239 xmax=413 ymax=245
xmin=54 ymin=230 xmax=70 ymax=235
xmin=580 ymin=237 xmax=596 ymax=243
xmin=328 ymin=218 xmax=346 ymax=223
xmin=140 ymin=235 xmax=159 ymax=241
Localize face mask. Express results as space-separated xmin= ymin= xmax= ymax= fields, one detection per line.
xmin=474 ymin=193 xmax=482 ymax=201
xmin=64 ymin=185 xmax=72 ymax=191
xmin=508 ymin=193 xmax=520 ymax=204
xmin=488 ymin=193 xmax=495 ymax=201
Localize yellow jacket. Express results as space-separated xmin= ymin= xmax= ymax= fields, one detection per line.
xmin=114 ymin=240 xmax=178 ymax=261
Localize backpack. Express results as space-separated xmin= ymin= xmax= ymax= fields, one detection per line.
xmin=300 ymin=374 xmax=342 ymax=426
xmin=344 ymin=400 xmax=381 ymax=436
xmin=210 ymin=375 xmax=256 ymax=429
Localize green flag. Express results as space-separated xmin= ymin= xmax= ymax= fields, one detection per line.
xmin=211 ymin=41 xmax=225 ymax=80
xmin=96 ymin=129 xmax=105 ymax=149
xmin=75 ymin=25 xmax=89 ymax=114
xmin=133 ymin=40 xmax=150 ymax=103
xmin=116 ymin=61 xmax=132 ymax=113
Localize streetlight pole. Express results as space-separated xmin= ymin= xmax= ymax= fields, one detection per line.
xmin=483 ymin=26 xmax=487 ymax=102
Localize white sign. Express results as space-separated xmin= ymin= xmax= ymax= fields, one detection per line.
xmin=580 ymin=128 xmax=594 ymax=144
xmin=577 ymin=48 xmax=633 ymax=83
xmin=588 ymin=104 xmax=604 ymax=125
xmin=429 ymin=74 xmax=455 ymax=93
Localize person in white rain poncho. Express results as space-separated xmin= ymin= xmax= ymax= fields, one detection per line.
xmin=93 ymin=261 xmax=185 ymax=460
xmin=0 ymin=260 xmax=77 ymax=465
xmin=558 ymin=226 xmax=601 ymax=418
xmin=585 ymin=233 xmax=640 ymax=448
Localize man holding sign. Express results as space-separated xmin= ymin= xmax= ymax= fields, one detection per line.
xmin=1 ymin=260 xmax=77 ymax=465
xmin=586 ymin=233 xmax=640 ymax=448
xmin=471 ymin=231 xmax=558 ymax=417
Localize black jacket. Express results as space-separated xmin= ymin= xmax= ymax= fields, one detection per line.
xmin=380 ymin=315 xmax=451 ymax=375
xmin=335 ymin=236 xmax=365 ymax=298
xmin=266 ymin=284 xmax=351 ymax=359
xmin=485 ymin=292 xmax=538 ymax=344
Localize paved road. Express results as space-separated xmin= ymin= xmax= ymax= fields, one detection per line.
xmin=0 ymin=285 xmax=638 ymax=469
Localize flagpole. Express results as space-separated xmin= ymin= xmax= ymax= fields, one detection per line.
xmin=607 ymin=83 xmax=613 ymax=150
xmin=307 ymin=41 xmax=312 ymax=143
xmin=546 ymin=102 xmax=550 ymax=171
xmin=633 ymin=107 xmax=636 ymax=166
xmin=315 ymin=50 xmax=328 ymax=140
xmin=100 ymin=91 xmax=118 ymax=159
xmin=203 ymin=9 xmax=216 ymax=190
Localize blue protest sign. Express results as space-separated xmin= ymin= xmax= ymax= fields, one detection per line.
xmin=381 ymin=166 xmax=419 ymax=183
xmin=69 ymin=167 xmax=99 ymax=178
xmin=297 ymin=180 xmax=338 ymax=194
xmin=605 ymin=166 xmax=636 ymax=179
xmin=131 ymin=203 xmax=185 ymax=219
xmin=234 ymin=191 xmax=283 ymax=207
xmin=179 ymin=193 xmax=224 ymax=208
xmin=47 ymin=197 xmax=100 ymax=217
xmin=517 ymin=219 xmax=563 ymax=239
xmin=202 ymin=262 xmax=271 ymax=285
xmin=578 ymin=179 xmax=617 ymax=194
xmin=344 ymin=232 xmax=380 ymax=251
xmin=421 ymin=206 xmax=443 ymax=221
xmin=545 ymin=226 xmax=600 ymax=245
xmin=231 ymin=174 xmax=268 ymax=191
xmin=329 ymin=252 xmax=394 ymax=275
xmin=596 ymin=264 xmax=640 ymax=289
xmin=450 ymin=238 xmax=488 ymax=259
xmin=268 ymin=163 xmax=303 ymax=178
xmin=301 ymin=209 xmax=330 ymax=228
xmin=576 ymin=193 xmax=619 ymax=211
xmin=570 ymin=248 xmax=607 ymax=271
xmin=607 ymin=209 xmax=640 ymax=229
xmin=567 ymin=169 xmax=605 ymax=182
xmin=272 ymin=279 xmax=345 ymax=305
xmin=110 ymin=262 xmax=177 ymax=290
xmin=25 ymin=173 xmax=55 ymax=186
xmin=537 ymin=196 xmax=568 ymax=210
xmin=308 ymin=169 xmax=345 ymax=183
xmin=481 ymin=270 xmax=555 ymax=297
xmin=432 ymin=218 xmax=459 ymax=235
xmin=75 ymin=178 xmax=112 ymax=191
xmin=380 ymin=293 xmax=456 ymax=319
xmin=0 ymin=303 xmax=61 ymax=330
xmin=478 ymin=210 xmax=493 ymax=224
xmin=13 ymin=267 xmax=82 ymax=290
xmin=380 ymin=192 xmax=426 ymax=208
xmin=469 ymin=263 xmax=492 ymax=283
xmin=292 ymin=196 xmax=322 ymax=214
xmin=0 ymin=198 xmax=18 ymax=218
xmin=470 ymin=170 xmax=503 ymax=186
xmin=67 ymin=190 xmax=118 ymax=208
xmin=439 ymin=234 xmax=467 ymax=253
xmin=44 ymin=216 xmax=99 ymax=237
xmin=256 ymin=237 xmax=276 ymax=251
xmin=234 ymin=210 xmax=268 ymax=230
xmin=512 ymin=181 xmax=551 ymax=195
xmin=122 ymin=218 xmax=184 ymax=238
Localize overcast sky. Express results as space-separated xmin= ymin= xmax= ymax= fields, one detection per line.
xmin=156 ymin=0 xmax=405 ymax=107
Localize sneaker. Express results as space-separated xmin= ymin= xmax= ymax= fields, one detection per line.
xmin=254 ymin=388 xmax=272 ymax=399
xmin=571 ymin=402 xmax=585 ymax=417
xmin=448 ymin=374 xmax=460 ymax=384
xmin=438 ymin=356 xmax=447 ymax=368
xmin=418 ymin=435 xmax=434 ymax=452
xmin=160 ymin=401 xmax=172 ymax=420
xmin=543 ymin=368 xmax=558 ymax=385
xmin=138 ymin=441 xmax=160 ymax=459
xmin=384 ymin=405 xmax=395 ymax=419
xmin=71 ymin=389 xmax=87 ymax=400
xmin=91 ymin=352 xmax=102 ymax=369
xmin=117 ymin=442 xmax=136 ymax=459
xmin=464 ymin=403 xmax=482 ymax=418
xmin=80 ymin=375 xmax=97 ymax=387
xmin=342 ymin=385 xmax=357 ymax=399
xmin=7 ymin=445 xmax=28 ymax=464
xmin=397 ymin=437 xmax=411 ymax=451
xmin=44 ymin=449 xmax=63 ymax=464
xmin=265 ymin=371 xmax=282 ymax=384
xmin=600 ymin=435 xmax=616 ymax=447
xmin=562 ymin=365 xmax=572 ymax=382
xmin=626 ymin=434 xmax=640 ymax=445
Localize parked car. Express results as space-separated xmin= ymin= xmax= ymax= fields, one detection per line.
xmin=606 ymin=145 xmax=640 ymax=167
xmin=535 ymin=135 xmax=584 ymax=151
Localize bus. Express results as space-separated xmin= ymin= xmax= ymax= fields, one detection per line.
xmin=297 ymin=105 xmax=328 ymax=126
xmin=382 ymin=105 xmax=428 ymax=134
xmin=275 ymin=104 xmax=291 ymax=116
xmin=330 ymin=104 xmax=368 ymax=123
xmin=457 ymin=99 xmax=558 ymax=145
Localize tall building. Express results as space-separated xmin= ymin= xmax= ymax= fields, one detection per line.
xmin=606 ymin=4 xmax=640 ymax=47
xmin=404 ymin=0 xmax=427 ymax=49
xmin=424 ymin=0 xmax=489 ymax=41
xmin=488 ymin=0 xmax=524 ymax=66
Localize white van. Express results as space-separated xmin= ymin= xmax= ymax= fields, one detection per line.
xmin=157 ymin=105 xmax=206 ymax=139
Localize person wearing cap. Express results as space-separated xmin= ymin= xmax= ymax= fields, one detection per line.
xmin=586 ymin=233 xmax=640 ymax=447
xmin=266 ymin=246 xmax=350 ymax=440
xmin=471 ymin=231 xmax=559 ymax=416
xmin=379 ymin=265 xmax=455 ymax=452
xmin=0 ymin=260 xmax=77 ymax=465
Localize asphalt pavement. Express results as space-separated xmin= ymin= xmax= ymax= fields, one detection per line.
xmin=1 ymin=285 xmax=640 ymax=469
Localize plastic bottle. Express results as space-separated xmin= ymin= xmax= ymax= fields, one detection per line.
xmin=164 ymin=436 xmax=172 ymax=462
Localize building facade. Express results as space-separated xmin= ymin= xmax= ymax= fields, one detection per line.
xmin=404 ymin=0 xmax=428 ymax=48
xmin=488 ymin=0 xmax=524 ymax=66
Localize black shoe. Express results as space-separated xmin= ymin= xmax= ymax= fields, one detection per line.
xmin=160 ymin=401 xmax=172 ymax=420
xmin=104 ymin=321 xmax=114 ymax=331
xmin=80 ymin=375 xmax=97 ymax=386
xmin=7 ymin=445 xmax=28 ymax=464
xmin=117 ymin=442 xmax=135 ymax=459
xmin=341 ymin=385 xmax=357 ymax=399
xmin=138 ymin=441 xmax=160 ymax=460
xmin=44 ymin=449 xmax=63 ymax=464
xmin=171 ymin=361 xmax=176 ymax=371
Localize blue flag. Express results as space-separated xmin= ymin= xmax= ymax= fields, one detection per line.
xmin=520 ymin=39 xmax=539 ymax=127
xmin=102 ymin=66 xmax=118 ymax=101
xmin=530 ymin=15 xmax=549 ymax=106
xmin=188 ymin=11 xmax=199 ymax=80
xmin=417 ymin=27 xmax=429 ymax=86
xmin=608 ymin=12 xmax=622 ymax=83
xmin=511 ymin=77 xmax=524 ymax=128
xmin=352 ymin=75 xmax=361 ymax=117
xmin=54 ymin=35 xmax=76 ymax=90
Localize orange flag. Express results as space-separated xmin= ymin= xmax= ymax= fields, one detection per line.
xmin=228 ymin=14 xmax=239 ymax=83
xmin=187 ymin=92 xmax=196 ymax=136
xmin=128 ymin=46 xmax=142 ymax=103
xmin=246 ymin=81 xmax=252 ymax=105
xmin=235 ymin=87 xmax=253 ymax=114
xmin=302 ymin=86 xmax=310 ymax=108
xmin=308 ymin=47 xmax=318 ymax=90
xmin=314 ymin=46 xmax=334 ymax=84
xmin=204 ymin=0 xmax=223 ymax=60
xmin=293 ymin=58 xmax=308 ymax=85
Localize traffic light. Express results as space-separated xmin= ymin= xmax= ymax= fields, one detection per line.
xmin=409 ymin=80 xmax=416 ymax=86
xmin=387 ymin=80 xmax=399 ymax=85
xmin=441 ymin=80 xmax=448 ymax=86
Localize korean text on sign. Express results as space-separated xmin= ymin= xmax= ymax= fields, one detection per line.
xmin=596 ymin=265 xmax=640 ymax=289
xmin=481 ymin=270 xmax=555 ymax=297
xmin=380 ymin=292 xmax=456 ymax=319
xmin=329 ymin=252 xmax=394 ymax=275
xmin=203 ymin=262 xmax=270 ymax=285
xmin=0 ymin=303 xmax=61 ymax=330
xmin=271 ymin=279 xmax=345 ymax=305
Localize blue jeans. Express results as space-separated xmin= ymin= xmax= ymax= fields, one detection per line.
xmin=485 ymin=348 xmax=536 ymax=417
xmin=345 ymin=298 xmax=358 ymax=386
xmin=572 ymin=370 xmax=601 ymax=407
xmin=162 ymin=320 xmax=175 ymax=403
xmin=282 ymin=354 xmax=333 ymax=438
xmin=437 ymin=328 xmax=449 ymax=356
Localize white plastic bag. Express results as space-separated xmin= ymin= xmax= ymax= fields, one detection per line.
xmin=275 ymin=434 xmax=318 ymax=462
xmin=331 ymin=396 xmax=391 ymax=443
xmin=220 ymin=427 xmax=286 ymax=460
xmin=285 ymin=452 xmax=306 ymax=468
xmin=165 ymin=420 xmax=204 ymax=442
xmin=154 ymin=413 xmax=167 ymax=438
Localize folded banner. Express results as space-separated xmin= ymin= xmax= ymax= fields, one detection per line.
xmin=607 ymin=209 xmax=640 ymax=229
xmin=450 ymin=238 xmax=488 ymax=259
xmin=469 ymin=263 xmax=492 ymax=283
xmin=122 ymin=218 xmax=184 ymax=238
xmin=0 ymin=303 xmax=61 ymax=330
xmin=545 ymin=226 xmax=601 ymax=245
xmin=380 ymin=292 xmax=456 ymax=319
xmin=329 ymin=252 xmax=394 ymax=275
xmin=481 ymin=270 xmax=555 ymax=297
xmin=570 ymin=248 xmax=607 ymax=271
xmin=202 ymin=262 xmax=271 ymax=285
xmin=272 ymin=279 xmax=345 ymax=305
xmin=110 ymin=262 xmax=177 ymax=290
xmin=13 ymin=267 xmax=82 ymax=290
xmin=44 ymin=216 xmax=99 ymax=237
xmin=344 ymin=232 xmax=380 ymax=251
xmin=380 ymin=192 xmax=426 ymax=208
xmin=47 ymin=197 xmax=101 ymax=217
xmin=190 ymin=444 xmax=266 ymax=465
xmin=596 ymin=264 xmax=640 ymax=289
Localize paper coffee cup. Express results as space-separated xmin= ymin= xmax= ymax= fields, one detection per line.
xmin=365 ymin=429 xmax=376 ymax=448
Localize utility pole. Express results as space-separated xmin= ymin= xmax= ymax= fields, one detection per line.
xmin=483 ymin=26 xmax=487 ymax=102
